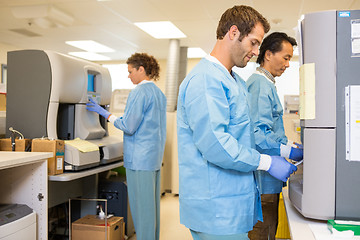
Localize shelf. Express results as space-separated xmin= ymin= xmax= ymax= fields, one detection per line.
xmin=0 ymin=151 xmax=53 ymax=170
xmin=48 ymin=161 xmax=124 ymax=182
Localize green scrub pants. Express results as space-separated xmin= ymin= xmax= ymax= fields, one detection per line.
xmin=126 ymin=169 xmax=161 ymax=240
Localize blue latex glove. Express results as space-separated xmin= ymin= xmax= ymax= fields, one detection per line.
xmin=281 ymin=144 xmax=303 ymax=161
xmin=289 ymin=147 xmax=303 ymax=161
xmin=86 ymin=99 xmax=111 ymax=119
xmin=267 ymin=156 xmax=297 ymax=182
xmin=293 ymin=142 xmax=303 ymax=149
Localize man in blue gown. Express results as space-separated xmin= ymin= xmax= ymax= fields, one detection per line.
xmin=247 ymin=32 xmax=303 ymax=240
xmin=177 ymin=6 xmax=298 ymax=240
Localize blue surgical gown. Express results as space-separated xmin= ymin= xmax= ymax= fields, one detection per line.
xmin=113 ymin=81 xmax=167 ymax=171
xmin=177 ymin=57 xmax=262 ymax=235
xmin=246 ymin=72 xmax=288 ymax=194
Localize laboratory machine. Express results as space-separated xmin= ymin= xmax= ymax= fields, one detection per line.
xmin=0 ymin=204 xmax=36 ymax=240
xmin=289 ymin=10 xmax=360 ymax=220
xmin=6 ymin=50 xmax=123 ymax=170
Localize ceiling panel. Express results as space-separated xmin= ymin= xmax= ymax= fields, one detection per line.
xmin=148 ymin=0 xmax=213 ymax=21
xmin=301 ymin=0 xmax=355 ymax=14
xmin=101 ymin=0 xmax=168 ymax=22
xmin=58 ymin=1 xmax=125 ymax=26
xmin=1 ymin=0 xmax=360 ymax=61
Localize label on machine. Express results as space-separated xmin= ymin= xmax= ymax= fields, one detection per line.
xmin=345 ymin=85 xmax=360 ymax=161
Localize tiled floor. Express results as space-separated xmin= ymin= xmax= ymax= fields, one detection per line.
xmin=128 ymin=194 xmax=289 ymax=240
xmin=128 ymin=193 xmax=192 ymax=240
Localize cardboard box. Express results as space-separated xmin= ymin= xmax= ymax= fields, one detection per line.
xmin=31 ymin=139 xmax=64 ymax=175
xmin=0 ymin=138 xmax=31 ymax=151
xmin=0 ymin=93 xmax=5 ymax=111
xmin=72 ymin=215 xmax=124 ymax=240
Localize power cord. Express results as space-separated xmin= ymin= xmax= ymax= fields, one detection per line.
xmin=8 ymin=127 xmax=24 ymax=139
xmin=8 ymin=127 xmax=24 ymax=151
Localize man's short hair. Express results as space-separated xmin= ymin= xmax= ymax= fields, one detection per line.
xmin=216 ymin=5 xmax=270 ymax=41
xmin=256 ymin=32 xmax=297 ymax=64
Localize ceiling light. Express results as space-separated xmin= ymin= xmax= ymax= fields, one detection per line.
xmin=187 ymin=48 xmax=207 ymax=58
xmin=134 ymin=21 xmax=186 ymax=39
xmin=68 ymin=52 xmax=111 ymax=61
xmin=66 ymin=40 xmax=114 ymax=52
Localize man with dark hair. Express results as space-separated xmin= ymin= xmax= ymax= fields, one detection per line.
xmin=177 ymin=6 xmax=297 ymax=240
xmin=247 ymin=32 xmax=303 ymax=240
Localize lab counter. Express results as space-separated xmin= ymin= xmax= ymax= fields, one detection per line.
xmin=48 ymin=161 xmax=124 ymax=219
xmin=0 ymin=151 xmax=52 ymax=169
xmin=48 ymin=161 xmax=123 ymax=181
xmin=283 ymin=189 xmax=320 ymax=240
xmin=283 ymin=189 xmax=360 ymax=240
xmin=48 ymin=160 xmax=123 ymax=208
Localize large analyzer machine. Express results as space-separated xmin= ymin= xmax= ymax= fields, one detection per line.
xmin=289 ymin=10 xmax=360 ymax=220
xmin=6 ymin=50 xmax=123 ymax=170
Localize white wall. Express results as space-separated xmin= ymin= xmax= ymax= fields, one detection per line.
xmin=103 ymin=58 xmax=202 ymax=93
xmin=103 ymin=64 xmax=135 ymax=91
xmin=0 ymin=43 xmax=20 ymax=90
xmin=233 ymin=61 xmax=300 ymax=108
xmin=0 ymin=42 xmax=20 ymax=64
xmin=274 ymin=61 xmax=300 ymax=108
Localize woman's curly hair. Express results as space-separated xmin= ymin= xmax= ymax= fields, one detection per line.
xmin=126 ymin=53 xmax=160 ymax=81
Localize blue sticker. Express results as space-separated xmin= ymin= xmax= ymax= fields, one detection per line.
xmin=339 ymin=11 xmax=350 ymax=17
